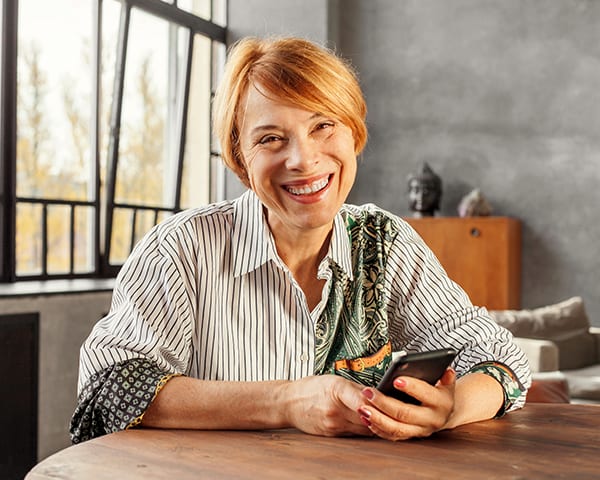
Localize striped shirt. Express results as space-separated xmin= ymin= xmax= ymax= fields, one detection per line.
xmin=78 ymin=190 xmax=530 ymax=410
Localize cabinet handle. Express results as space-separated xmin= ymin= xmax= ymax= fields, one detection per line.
xmin=470 ymin=227 xmax=481 ymax=237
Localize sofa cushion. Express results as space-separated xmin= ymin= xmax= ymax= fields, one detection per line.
xmin=489 ymin=296 xmax=590 ymax=340
xmin=553 ymin=333 xmax=598 ymax=370
xmin=489 ymin=297 xmax=596 ymax=370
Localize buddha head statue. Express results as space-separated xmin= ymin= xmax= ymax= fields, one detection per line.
xmin=407 ymin=162 xmax=442 ymax=217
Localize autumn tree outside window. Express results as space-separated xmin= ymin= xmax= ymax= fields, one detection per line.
xmin=0 ymin=0 xmax=226 ymax=281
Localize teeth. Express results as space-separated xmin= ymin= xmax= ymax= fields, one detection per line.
xmin=286 ymin=177 xmax=329 ymax=195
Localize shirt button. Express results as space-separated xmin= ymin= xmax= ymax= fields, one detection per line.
xmin=300 ymin=353 xmax=309 ymax=362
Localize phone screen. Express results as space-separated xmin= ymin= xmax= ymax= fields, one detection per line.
xmin=376 ymin=349 xmax=457 ymax=404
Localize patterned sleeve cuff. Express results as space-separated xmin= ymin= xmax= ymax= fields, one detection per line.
xmin=467 ymin=361 xmax=525 ymax=418
xmin=70 ymin=358 xmax=181 ymax=444
xmin=126 ymin=371 xmax=180 ymax=430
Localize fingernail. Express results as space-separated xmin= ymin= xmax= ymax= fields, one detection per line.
xmin=393 ymin=378 xmax=406 ymax=388
xmin=362 ymin=388 xmax=374 ymax=400
xmin=358 ymin=406 xmax=371 ymax=419
xmin=358 ymin=406 xmax=372 ymax=427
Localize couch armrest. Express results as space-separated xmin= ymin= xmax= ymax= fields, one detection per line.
xmin=590 ymin=327 xmax=600 ymax=362
xmin=513 ymin=337 xmax=559 ymax=373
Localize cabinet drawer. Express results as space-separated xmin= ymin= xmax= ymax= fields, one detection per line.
xmin=404 ymin=217 xmax=521 ymax=310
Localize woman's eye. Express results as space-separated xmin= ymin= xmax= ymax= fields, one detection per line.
xmin=315 ymin=121 xmax=335 ymax=131
xmin=259 ymin=135 xmax=281 ymax=145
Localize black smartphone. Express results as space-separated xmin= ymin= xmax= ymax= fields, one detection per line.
xmin=376 ymin=348 xmax=457 ymax=404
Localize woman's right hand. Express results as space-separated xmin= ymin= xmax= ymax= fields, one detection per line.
xmin=279 ymin=375 xmax=373 ymax=437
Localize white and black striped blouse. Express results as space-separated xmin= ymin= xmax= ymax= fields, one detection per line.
xmin=78 ymin=190 xmax=530 ymax=410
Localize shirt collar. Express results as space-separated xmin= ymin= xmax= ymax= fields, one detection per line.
xmin=231 ymin=190 xmax=277 ymax=277
xmin=231 ymin=190 xmax=354 ymax=280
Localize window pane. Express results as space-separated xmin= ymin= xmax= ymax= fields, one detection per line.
xmin=15 ymin=0 xmax=98 ymax=279
xmin=109 ymin=208 xmax=133 ymax=265
xmin=177 ymin=0 xmax=226 ymax=26
xmin=134 ymin=209 xmax=156 ymax=246
xmin=16 ymin=203 xmax=43 ymax=275
xmin=100 ymin=0 xmax=121 ymax=200
xmin=114 ymin=9 xmax=188 ymax=210
xmin=47 ymin=205 xmax=71 ymax=275
xmin=211 ymin=40 xmax=226 ymax=95
xmin=211 ymin=40 xmax=226 ymax=154
xmin=17 ymin=0 xmax=94 ymax=201
xmin=157 ymin=210 xmax=172 ymax=224
xmin=177 ymin=0 xmax=210 ymax=20
xmin=74 ymin=206 xmax=95 ymax=273
xmin=181 ymin=34 xmax=211 ymax=209
xmin=212 ymin=0 xmax=227 ymax=27
xmin=210 ymin=154 xmax=225 ymax=203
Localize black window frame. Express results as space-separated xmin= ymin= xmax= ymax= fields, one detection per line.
xmin=0 ymin=0 xmax=226 ymax=282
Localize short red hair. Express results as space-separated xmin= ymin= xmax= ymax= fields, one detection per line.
xmin=212 ymin=36 xmax=368 ymax=188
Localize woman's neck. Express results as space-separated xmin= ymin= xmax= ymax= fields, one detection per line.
xmin=269 ymin=223 xmax=332 ymax=311
xmin=275 ymin=227 xmax=331 ymax=275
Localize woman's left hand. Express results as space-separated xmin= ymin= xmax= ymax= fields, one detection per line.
xmin=357 ymin=368 xmax=456 ymax=441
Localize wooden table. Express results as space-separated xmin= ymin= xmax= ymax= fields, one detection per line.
xmin=27 ymin=404 xmax=600 ymax=479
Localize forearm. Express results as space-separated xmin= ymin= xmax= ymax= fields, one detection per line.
xmin=443 ymin=373 xmax=504 ymax=430
xmin=141 ymin=376 xmax=293 ymax=430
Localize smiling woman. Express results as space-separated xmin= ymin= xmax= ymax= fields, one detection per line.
xmin=72 ymin=36 xmax=531 ymax=445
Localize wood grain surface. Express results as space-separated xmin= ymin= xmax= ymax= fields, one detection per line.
xmin=26 ymin=404 xmax=600 ymax=479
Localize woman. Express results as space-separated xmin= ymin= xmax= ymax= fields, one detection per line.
xmin=71 ymin=36 xmax=530 ymax=443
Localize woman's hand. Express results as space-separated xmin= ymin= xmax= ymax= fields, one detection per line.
xmin=280 ymin=374 xmax=373 ymax=437
xmin=357 ymin=368 xmax=457 ymax=441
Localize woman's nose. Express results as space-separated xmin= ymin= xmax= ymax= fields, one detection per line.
xmin=285 ymin=138 xmax=318 ymax=170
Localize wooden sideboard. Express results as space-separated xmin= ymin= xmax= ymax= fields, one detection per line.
xmin=404 ymin=217 xmax=521 ymax=310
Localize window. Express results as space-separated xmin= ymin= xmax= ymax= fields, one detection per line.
xmin=0 ymin=0 xmax=226 ymax=281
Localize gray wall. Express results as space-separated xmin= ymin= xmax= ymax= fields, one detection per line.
xmin=228 ymin=0 xmax=600 ymax=326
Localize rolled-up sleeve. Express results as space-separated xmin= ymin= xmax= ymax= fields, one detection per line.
xmin=72 ymin=221 xmax=198 ymax=442
xmin=386 ymin=221 xmax=531 ymax=412
xmin=70 ymin=358 xmax=180 ymax=443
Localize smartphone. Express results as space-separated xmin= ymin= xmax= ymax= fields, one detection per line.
xmin=376 ymin=348 xmax=457 ymax=404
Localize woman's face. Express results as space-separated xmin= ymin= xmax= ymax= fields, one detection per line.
xmin=238 ymin=83 xmax=357 ymax=239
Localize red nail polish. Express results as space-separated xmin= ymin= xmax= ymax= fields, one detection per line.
xmin=394 ymin=378 xmax=406 ymax=388
xmin=362 ymin=388 xmax=374 ymax=400
xmin=358 ymin=406 xmax=371 ymax=419
xmin=360 ymin=415 xmax=372 ymax=427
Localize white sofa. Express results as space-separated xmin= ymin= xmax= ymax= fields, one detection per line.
xmin=489 ymin=296 xmax=600 ymax=404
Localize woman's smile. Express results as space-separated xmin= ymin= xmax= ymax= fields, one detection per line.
xmin=283 ymin=174 xmax=331 ymax=197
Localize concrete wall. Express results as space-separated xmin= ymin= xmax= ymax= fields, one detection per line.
xmin=0 ymin=291 xmax=112 ymax=460
xmin=228 ymin=0 xmax=600 ymax=326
